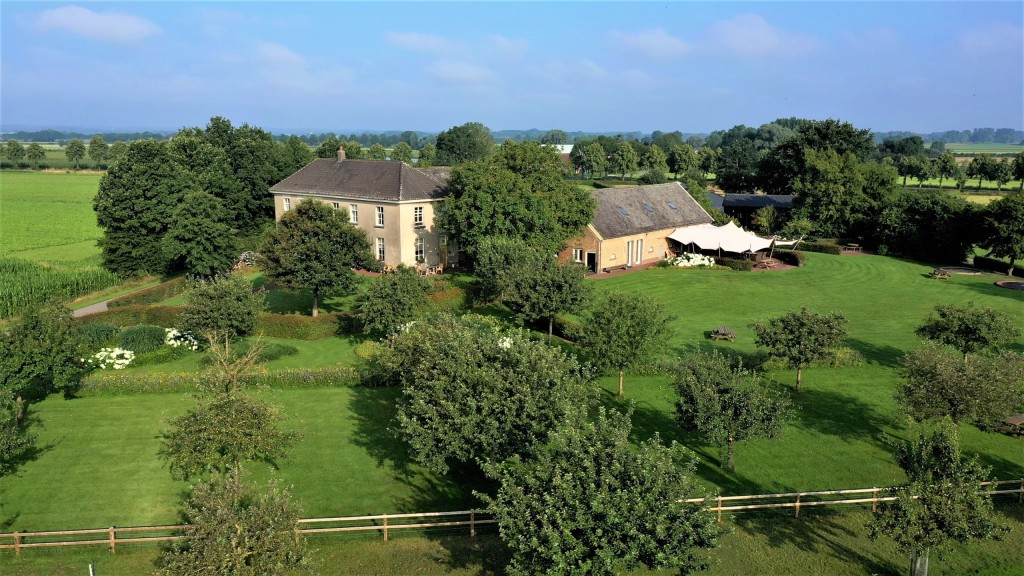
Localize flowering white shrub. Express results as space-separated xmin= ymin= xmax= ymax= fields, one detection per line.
xmin=90 ymin=347 xmax=135 ymax=370
xmin=667 ymin=253 xmax=715 ymax=268
xmin=497 ymin=336 xmax=514 ymax=350
xmin=164 ymin=328 xmax=200 ymax=350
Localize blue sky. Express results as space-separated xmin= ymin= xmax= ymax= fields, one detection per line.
xmin=2 ymin=1 xmax=1022 ymax=135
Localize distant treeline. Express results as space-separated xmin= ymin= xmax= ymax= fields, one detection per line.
xmin=3 ymin=128 xmax=173 ymax=144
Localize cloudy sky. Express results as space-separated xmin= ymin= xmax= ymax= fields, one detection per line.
xmin=2 ymin=1 xmax=1021 ymax=135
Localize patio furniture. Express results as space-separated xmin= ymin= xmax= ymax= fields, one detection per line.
xmin=711 ymin=326 xmax=735 ymax=341
xmin=930 ymin=268 xmax=950 ymax=280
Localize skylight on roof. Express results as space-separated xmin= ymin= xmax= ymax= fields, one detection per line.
xmin=616 ymin=206 xmax=630 ymax=217
xmin=667 ymin=201 xmax=678 ymax=210
xmin=643 ymin=203 xmax=655 ymax=213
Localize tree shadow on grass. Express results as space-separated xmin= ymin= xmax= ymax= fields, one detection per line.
xmin=787 ymin=385 xmax=889 ymax=443
xmin=425 ymin=533 xmax=510 ymax=576
xmin=973 ymin=450 xmax=1024 ymax=484
xmin=846 ymin=337 xmax=907 ymax=368
xmin=963 ymin=279 xmax=1024 ymax=302
xmin=731 ymin=507 xmax=894 ymax=575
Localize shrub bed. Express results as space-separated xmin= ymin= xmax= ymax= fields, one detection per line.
xmin=715 ymin=257 xmax=753 ymax=271
xmin=775 ymin=250 xmax=806 ymax=267
xmin=77 ymin=367 xmax=359 ymax=397
xmin=798 ymin=242 xmax=843 ymax=255
xmin=973 ymin=256 xmax=1023 ymax=278
xmin=80 ymin=322 xmax=119 ymax=350
xmin=79 ymin=305 xmax=183 ymax=328
xmin=108 ymin=277 xmax=186 ymax=307
xmin=116 ymin=325 xmax=167 ymax=353
xmin=257 ymin=312 xmax=341 ymax=340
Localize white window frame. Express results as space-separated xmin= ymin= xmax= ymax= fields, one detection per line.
xmin=572 ymin=248 xmax=583 ymax=263
xmin=375 ymin=206 xmax=385 ymax=228
xmin=349 ymin=204 xmax=358 ymax=224
xmin=414 ymin=206 xmax=424 ymax=227
xmin=283 ymin=197 xmax=291 ymax=211
xmin=331 ymin=201 xmax=340 ymax=211
xmin=415 ymin=237 xmax=425 ymax=261
xmin=376 ymin=237 xmax=385 ymax=261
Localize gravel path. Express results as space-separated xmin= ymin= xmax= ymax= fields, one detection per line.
xmin=72 ymin=300 xmax=110 ymax=318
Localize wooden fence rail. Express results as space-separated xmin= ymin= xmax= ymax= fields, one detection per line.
xmin=2 ymin=479 xmax=1020 ymax=556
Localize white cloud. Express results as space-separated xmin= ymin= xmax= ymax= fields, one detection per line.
xmin=428 ymin=60 xmax=496 ymax=85
xmin=609 ymin=28 xmax=691 ymax=60
xmin=258 ymin=42 xmax=307 ymax=68
xmin=705 ymin=13 xmax=820 ymax=59
xmin=255 ymin=42 xmax=353 ymax=96
xmin=386 ymin=32 xmax=454 ymax=53
xmin=958 ymin=23 xmax=1023 ymax=57
xmin=37 ymin=5 xmax=160 ymax=43
xmin=529 ymin=59 xmax=608 ymax=83
xmin=489 ymin=34 xmax=528 ymax=56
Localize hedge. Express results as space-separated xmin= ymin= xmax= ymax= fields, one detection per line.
xmin=81 ymin=322 xmax=119 ymax=349
xmin=775 ymin=250 xmax=806 ymax=268
xmin=78 ymin=305 xmax=183 ymax=328
xmin=257 ymin=312 xmax=342 ymax=340
xmin=715 ymin=257 xmax=753 ymax=271
xmin=973 ymin=256 xmax=1023 ymax=278
xmin=108 ymin=277 xmax=186 ymax=308
xmin=117 ymin=325 xmax=166 ymax=353
xmin=798 ymin=242 xmax=843 ymax=255
xmin=77 ymin=367 xmax=359 ymax=397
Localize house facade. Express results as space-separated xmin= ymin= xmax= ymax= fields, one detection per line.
xmin=270 ymin=148 xmax=454 ymax=268
xmin=560 ymin=182 xmax=713 ymax=273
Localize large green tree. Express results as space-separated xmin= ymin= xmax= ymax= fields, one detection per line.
xmin=87 ymin=135 xmax=109 ymax=166
xmin=435 ymin=121 xmax=493 ymax=165
xmin=258 ymin=200 xmax=374 ymax=317
xmin=0 ymin=391 xmax=35 ymax=477
xmin=570 ymin=141 xmax=606 ymax=178
xmin=378 ymin=314 xmax=592 ymax=474
xmin=162 ymin=191 xmax=238 ymax=278
xmin=915 ymin=302 xmax=1020 ymax=360
xmin=354 ymin=265 xmax=430 ymax=335
xmin=667 ymin=144 xmax=698 ymax=179
xmin=751 ymin=308 xmax=848 ymax=392
xmin=934 ymin=152 xmax=958 ymax=188
xmin=389 ymin=141 xmax=413 ymax=163
xmin=896 ymin=344 xmax=1024 ymax=428
xmin=716 ymin=138 xmax=760 ymax=193
xmin=758 ymin=118 xmax=875 ymax=194
xmin=1011 ymin=151 xmax=1024 ymax=191
xmin=579 ymin=291 xmax=671 ymax=398
xmin=674 ymin=351 xmax=791 ymax=471
xmin=25 ymin=143 xmax=46 ymax=167
xmin=610 ymin=142 xmax=640 ymax=178
xmin=870 ymin=421 xmax=1005 ymax=576
xmin=0 ymin=306 xmax=86 ymax=412
xmin=439 ymin=140 xmax=594 ymax=259
xmin=982 ymin=194 xmax=1024 ymax=276
xmin=481 ymin=408 xmax=720 ymax=576
xmin=791 ymin=148 xmax=870 ymax=238
xmin=367 ymin=143 xmax=387 ymax=160
xmin=64 ymin=138 xmax=86 ymax=169
xmin=179 ymin=274 xmax=265 ymax=342
xmin=5 ymin=140 xmax=25 ymax=164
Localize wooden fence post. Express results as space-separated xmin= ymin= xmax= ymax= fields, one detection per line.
xmin=794 ymin=494 xmax=801 ymax=518
xmin=1019 ymin=478 xmax=1023 ymax=504
xmin=871 ymin=489 xmax=878 ymax=513
xmin=382 ymin=515 xmax=388 ymax=542
xmin=109 ymin=526 xmax=116 ymax=553
xmin=13 ymin=533 xmax=20 ymax=556
xmin=469 ymin=511 xmax=476 ymax=537
xmin=717 ymin=496 xmax=722 ymax=524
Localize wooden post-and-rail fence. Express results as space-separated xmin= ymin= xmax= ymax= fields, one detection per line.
xmin=3 ymin=479 xmax=1021 ymax=556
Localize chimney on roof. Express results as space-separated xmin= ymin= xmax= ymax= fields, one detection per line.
xmin=337 ymin=146 xmax=346 ymax=162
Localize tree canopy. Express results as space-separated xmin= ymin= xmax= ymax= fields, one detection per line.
xmin=435 ymin=121 xmax=493 ymax=166
xmin=915 ymin=302 xmax=1020 ymax=359
xmin=162 ymin=191 xmax=238 ymax=279
xmin=481 ymin=407 xmax=720 ymax=576
xmin=258 ymin=200 xmax=375 ymax=317
xmin=982 ymin=194 xmax=1024 ymax=276
xmin=751 ymin=308 xmax=848 ymax=392
xmin=179 ymin=274 xmax=265 ymax=342
xmin=354 ymin=265 xmax=430 ymax=335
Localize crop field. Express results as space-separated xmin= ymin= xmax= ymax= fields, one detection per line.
xmin=946 ymin=142 xmax=1024 ymax=155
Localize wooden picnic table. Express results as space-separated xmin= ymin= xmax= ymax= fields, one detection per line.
xmin=711 ymin=326 xmax=735 ymax=341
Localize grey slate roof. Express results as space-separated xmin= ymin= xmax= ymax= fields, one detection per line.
xmin=591 ymin=182 xmax=713 ymax=239
xmin=706 ymin=191 xmax=725 ymax=211
xmin=270 ymin=159 xmax=448 ymax=202
xmin=722 ymin=194 xmax=794 ymax=209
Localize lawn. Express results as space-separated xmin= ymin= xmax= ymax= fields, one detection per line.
xmin=0 ymin=171 xmax=104 ymax=265
xmin=2 ymin=253 xmax=1022 ymax=574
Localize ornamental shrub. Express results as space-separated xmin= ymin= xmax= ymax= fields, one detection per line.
xmin=116 ymin=325 xmax=166 ymax=353
xmin=81 ymin=322 xmax=119 ymax=350
xmin=775 ymin=250 xmax=806 ymax=267
xmin=799 ymin=241 xmax=843 ymax=255
xmin=715 ymin=257 xmax=753 ymax=271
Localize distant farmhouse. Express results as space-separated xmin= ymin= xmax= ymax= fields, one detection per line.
xmin=560 ymin=182 xmax=713 ymax=273
xmin=270 ymin=147 xmax=454 ymax=268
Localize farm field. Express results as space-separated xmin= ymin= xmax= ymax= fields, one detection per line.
xmin=2 ymin=254 xmax=1021 ymax=560
xmin=945 ymin=142 xmax=1024 ymax=155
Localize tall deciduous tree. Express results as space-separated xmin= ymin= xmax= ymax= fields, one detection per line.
xmin=5 ymin=140 xmax=25 ymax=163
xmin=367 ymin=143 xmax=387 ymax=160
xmin=896 ymin=344 xmax=1024 ymax=428
xmin=0 ymin=306 xmax=86 ymax=413
xmin=379 ymin=315 xmax=592 ymax=474
xmin=435 ymin=121 xmax=493 ymax=166
xmin=354 ymin=265 xmax=430 ymax=335
xmin=162 ymin=191 xmax=237 ymax=278
xmin=64 ymin=139 xmax=86 ymax=169
xmin=758 ymin=118 xmax=875 ymax=194
xmin=389 ymin=141 xmax=413 ymax=163
xmin=610 ymin=142 xmax=640 ymax=179
xmin=870 ymin=421 xmax=1005 ymax=576
xmin=668 ymin=144 xmax=698 ymax=179
xmin=716 ymin=139 xmax=760 ymax=193
xmin=25 ymin=143 xmax=46 ymax=168
xmin=751 ymin=308 xmax=848 ymax=392
xmin=506 ymin=248 xmax=591 ymax=343
xmin=480 ymin=408 xmax=720 ymax=576
xmin=87 ymin=135 xmax=109 ymax=166
xmin=1011 ymin=151 xmax=1024 ymax=191
xmin=417 ymin=143 xmax=436 ymax=167
xmin=579 ymin=291 xmax=671 ymax=398
xmin=540 ymin=129 xmax=569 ymax=145
xmin=697 ymin=146 xmax=717 ymax=178
xmin=791 ymin=148 xmax=869 ymax=239
xmin=258 ymin=200 xmax=374 ymax=317
xmin=966 ymin=155 xmax=995 ymax=190
xmin=674 ymin=351 xmax=791 ymax=471
xmin=934 ymin=152 xmax=958 ymax=188
xmin=982 ymin=194 xmax=1024 ymax=276
xmin=0 ymin=391 xmax=35 ymax=477
xmin=915 ymin=302 xmax=1020 ymax=360
xmin=439 ymin=140 xmax=594 ymax=259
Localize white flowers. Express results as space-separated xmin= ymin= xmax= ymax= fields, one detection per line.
xmin=667 ymin=253 xmax=715 ymax=268
xmin=91 ymin=348 xmax=135 ymax=370
xmin=497 ymin=336 xmax=513 ymax=350
xmin=165 ymin=328 xmax=200 ymax=350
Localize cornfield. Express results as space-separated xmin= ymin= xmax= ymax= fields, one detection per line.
xmin=0 ymin=258 xmax=119 ymax=318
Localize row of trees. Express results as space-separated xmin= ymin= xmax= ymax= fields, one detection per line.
xmin=3 ymin=136 xmax=134 ymax=169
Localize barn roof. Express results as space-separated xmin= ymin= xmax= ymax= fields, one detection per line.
xmin=591 ymin=182 xmax=713 ymax=239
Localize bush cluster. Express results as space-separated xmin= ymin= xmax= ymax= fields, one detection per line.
xmin=798 ymin=242 xmax=843 ymax=255
xmin=257 ymin=313 xmax=340 ymax=340
xmin=81 ymin=322 xmax=120 ymax=349
xmin=77 ymin=367 xmax=358 ymax=397
xmin=973 ymin=256 xmax=1023 ymax=278
xmin=108 ymin=277 xmax=187 ymax=308
xmin=79 ymin=305 xmax=183 ymax=328
xmin=715 ymin=257 xmax=753 ymax=271
xmin=774 ymin=250 xmax=806 ymax=267
xmin=116 ymin=325 xmax=167 ymax=353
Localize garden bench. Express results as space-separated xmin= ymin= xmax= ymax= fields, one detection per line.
xmin=930 ymin=268 xmax=950 ymax=280
xmin=711 ymin=326 xmax=735 ymax=341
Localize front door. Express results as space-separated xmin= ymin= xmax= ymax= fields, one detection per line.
xmin=586 ymin=252 xmax=597 ymax=274
xmin=636 ymin=239 xmax=644 ymax=264
xmin=626 ymin=241 xmax=634 ymax=266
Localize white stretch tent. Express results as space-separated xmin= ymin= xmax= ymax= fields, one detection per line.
xmin=668 ymin=221 xmax=797 ymax=253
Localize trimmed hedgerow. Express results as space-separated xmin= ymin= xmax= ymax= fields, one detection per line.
xmin=107 ymin=277 xmax=187 ymax=308
xmin=77 ymin=367 xmax=358 ymax=397
xmin=78 ymin=305 xmax=183 ymax=328
xmin=775 ymin=250 xmax=806 ymax=268
xmin=715 ymin=257 xmax=753 ymax=271
xmin=257 ymin=312 xmax=340 ymax=340
xmin=799 ymin=242 xmax=843 ymax=255
xmin=81 ymin=322 xmax=120 ymax=350
xmin=116 ymin=325 xmax=167 ymax=353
